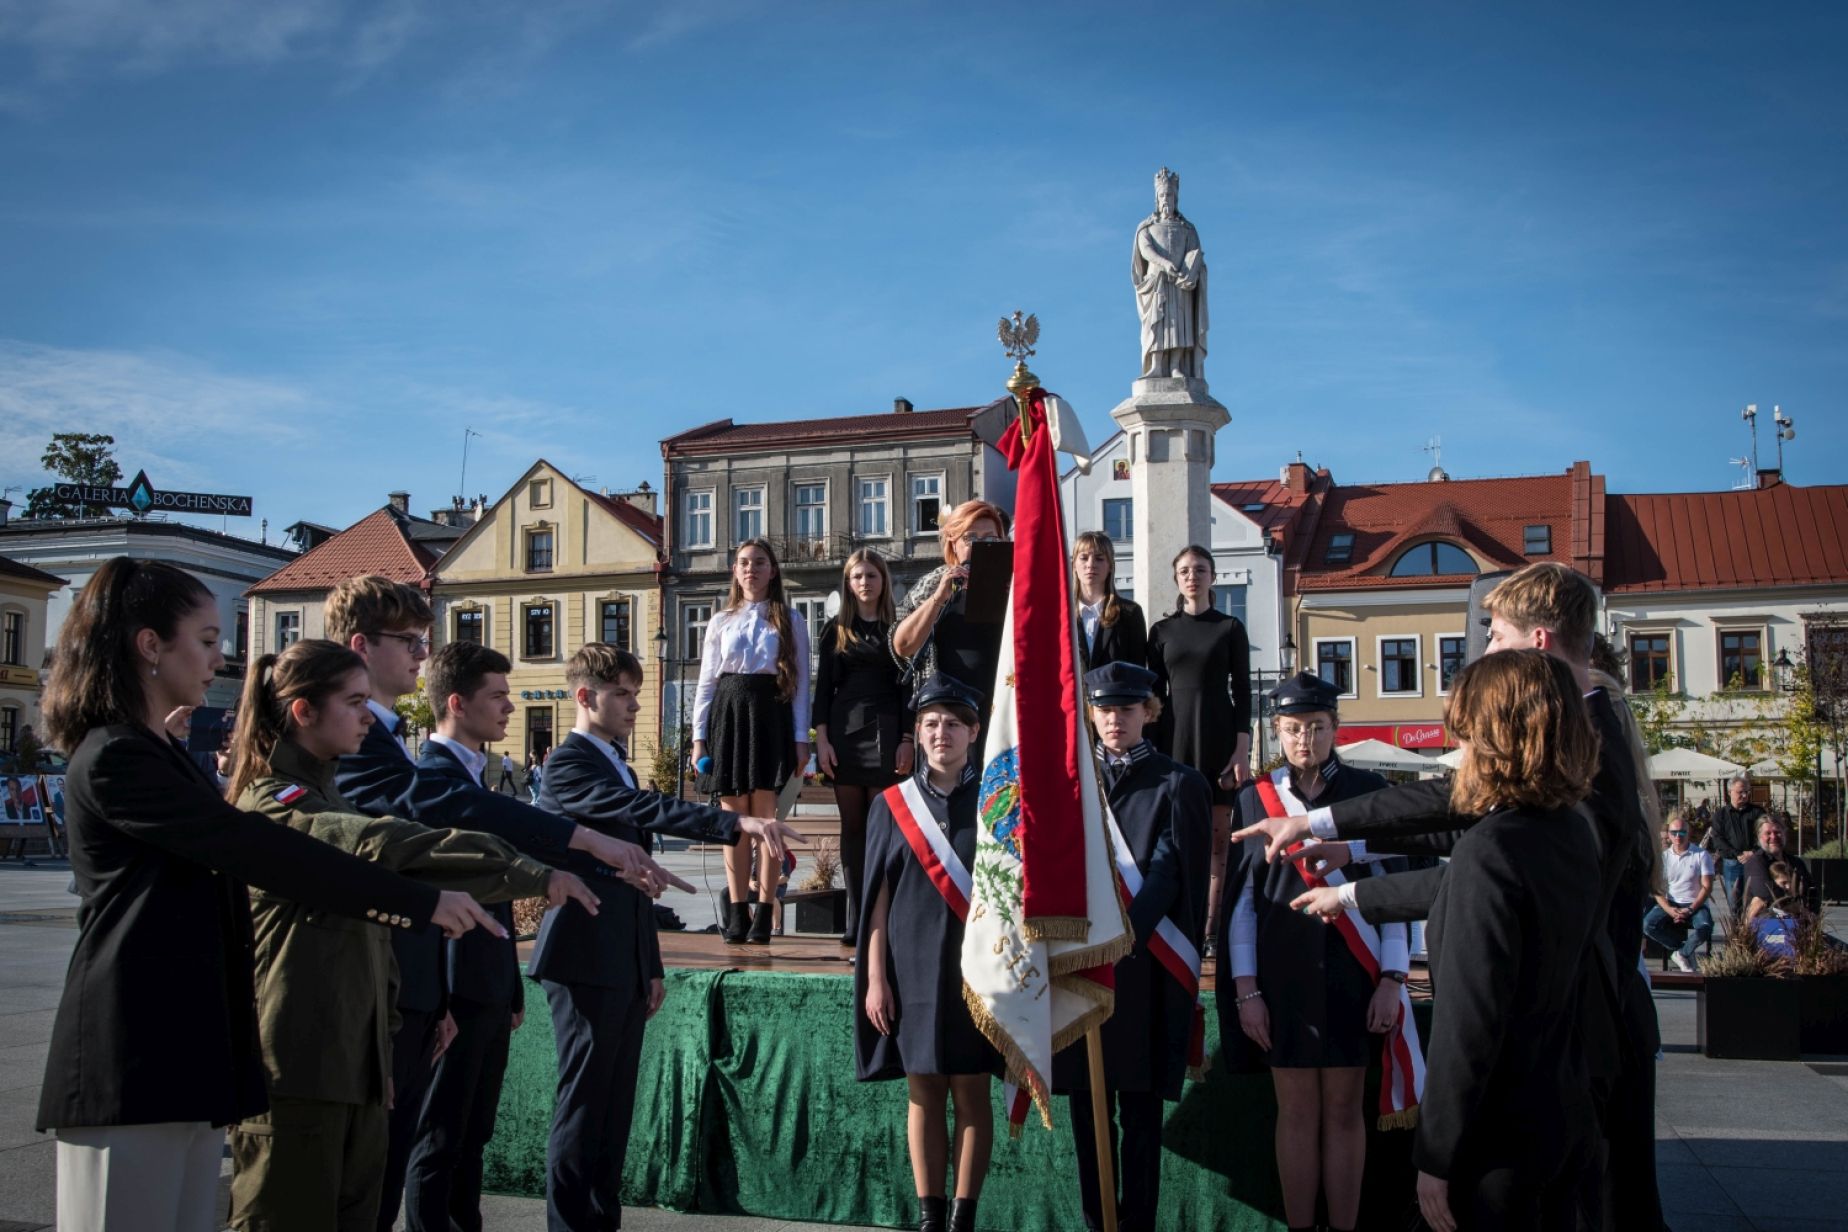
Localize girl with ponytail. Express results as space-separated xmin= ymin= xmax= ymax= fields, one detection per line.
xmin=35 ymin=559 xmax=499 ymax=1232
xmin=691 ymin=536 xmax=811 ymax=945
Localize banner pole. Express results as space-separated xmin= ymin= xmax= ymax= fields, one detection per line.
xmin=1084 ymin=1025 xmax=1119 ymax=1232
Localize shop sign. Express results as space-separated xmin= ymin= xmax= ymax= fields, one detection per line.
xmin=53 ymin=469 xmax=253 ymax=517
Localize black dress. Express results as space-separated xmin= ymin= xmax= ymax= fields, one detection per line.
xmin=1078 ymin=597 xmax=1148 ymax=676
xmin=812 ymin=617 xmax=910 ymax=789
xmin=1218 ymin=760 xmax=1405 ymax=1070
xmin=1147 ymin=608 xmax=1251 ymax=805
xmin=854 ymin=768 xmax=996 ymax=1080
xmin=892 ymin=563 xmax=1005 ymax=711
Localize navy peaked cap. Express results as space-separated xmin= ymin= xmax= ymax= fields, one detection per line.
xmin=1270 ymin=671 xmax=1341 ymax=715
xmin=916 ymin=673 xmax=985 ymax=714
xmin=1085 ymin=661 xmax=1159 ymax=707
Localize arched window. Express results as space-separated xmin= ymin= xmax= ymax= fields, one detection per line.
xmin=1390 ymin=541 xmax=1478 ymax=577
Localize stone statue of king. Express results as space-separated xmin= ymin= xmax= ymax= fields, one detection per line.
xmin=1132 ymin=166 xmax=1209 ymax=381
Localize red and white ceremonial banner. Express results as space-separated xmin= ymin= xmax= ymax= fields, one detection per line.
xmin=1255 ymin=768 xmax=1425 ymax=1129
xmin=962 ymin=388 xmax=1131 ymax=1131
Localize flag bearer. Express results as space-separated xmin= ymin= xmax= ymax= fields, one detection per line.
xmin=1054 ymin=662 xmax=1212 ymax=1232
xmin=855 ymin=675 xmax=997 ymax=1232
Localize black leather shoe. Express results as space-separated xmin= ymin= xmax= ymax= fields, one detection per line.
xmin=746 ymin=901 xmax=774 ymax=944
xmin=654 ymin=904 xmax=686 ymax=931
xmin=721 ymin=902 xmax=751 ymax=945
xmin=918 ymin=1195 xmax=947 ymax=1232
xmin=948 ymin=1196 xmax=978 ymax=1231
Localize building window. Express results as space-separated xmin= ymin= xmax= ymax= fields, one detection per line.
xmin=1380 ymin=636 xmax=1420 ymax=694
xmin=1 ymin=610 xmax=22 ymax=666
xmin=529 ymin=478 xmax=553 ymax=508
xmin=526 ymin=528 xmax=555 ymax=572
xmin=276 ymin=611 xmax=301 ymax=649
xmin=1316 ymin=639 xmax=1355 ymax=696
xmin=1438 ymin=635 xmax=1467 ymax=692
xmin=527 ymin=707 xmax=554 ymax=761
xmin=1523 ymin=524 xmax=1551 ymax=555
xmin=1324 ymin=532 xmax=1354 ymax=565
xmin=857 ymin=477 xmax=889 ymax=537
xmin=600 ymin=599 xmax=632 ymax=651
xmin=793 ymin=596 xmax=828 ymax=667
xmin=1212 ymin=583 xmax=1247 ymax=627
xmin=524 ymin=604 xmax=555 ymax=658
xmin=911 ymin=473 xmax=943 ymax=535
xmin=455 ymin=609 xmax=484 ymax=644
xmin=683 ymin=602 xmax=713 ymax=660
xmin=1389 ymin=541 xmax=1478 ymax=577
xmin=1102 ymin=497 xmax=1133 ymax=543
xmin=684 ymin=490 xmax=714 ymax=549
xmin=1629 ymin=633 xmax=1672 ymax=692
xmin=0 ymin=705 xmax=16 ymax=753
xmin=1718 ymin=630 xmax=1763 ymax=690
xmin=793 ymin=483 xmax=827 ymax=543
xmin=734 ymin=486 xmax=765 ymax=543
xmin=235 ymin=609 xmax=249 ymax=661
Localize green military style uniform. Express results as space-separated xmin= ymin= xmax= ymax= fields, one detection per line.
xmin=228 ymin=738 xmax=555 ymax=1232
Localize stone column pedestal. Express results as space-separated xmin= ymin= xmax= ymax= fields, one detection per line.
xmin=1109 ymin=376 xmax=1230 ymax=616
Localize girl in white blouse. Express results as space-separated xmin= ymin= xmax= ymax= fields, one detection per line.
xmin=692 ymin=538 xmax=811 ymax=945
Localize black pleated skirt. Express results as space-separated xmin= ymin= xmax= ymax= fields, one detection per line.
xmin=711 ymin=672 xmax=795 ymax=797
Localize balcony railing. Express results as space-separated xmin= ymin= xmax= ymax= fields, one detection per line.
xmin=765 ymin=533 xmax=861 ymax=565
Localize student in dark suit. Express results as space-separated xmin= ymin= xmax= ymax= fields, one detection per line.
xmin=533 ymin=643 xmax=799 ymax=1232
xmin=1055 ymin=662 xmax=1210 ymax=1232
xmin=35 ymin=559 xmax=501 ymax=1232
xmin=1246 ymin=564 xmax=1666 ymax=1232
xmin=398 ymin=642 xmax=694 ymax=1232
xmin=322 ymin=577 xmax=677 ymax=1232
xmin=1072 ymin=531 xmax=1148 ymax=676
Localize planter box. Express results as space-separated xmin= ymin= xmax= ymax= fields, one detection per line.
xmin=785 ymin=888 xmax=846 ymax=935
xmin=1800 ymin=975 xmax=1848 ymax=1055
xmin=1810 ymin=858 xmax=1848 ymax=905
xmin=1699 ymin=976 xmax=1802 ymax=1060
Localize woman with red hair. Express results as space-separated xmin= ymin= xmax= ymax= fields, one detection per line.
xmin=891 ymin=500 xmax=1010 ymax=710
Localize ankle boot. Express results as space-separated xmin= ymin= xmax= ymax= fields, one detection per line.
xmin=917 ymin=1195 xmax=947 ymax=1232
xmin=721 ymin=901 xmax=751 ymax=945
xmin=948 ymin=1196 xmax=978 ymax=1232
xmin=746 ymin=901 xmax=775 ymax=944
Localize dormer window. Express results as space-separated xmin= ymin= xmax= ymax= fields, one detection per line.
xmin=1389 ymin=541 xmax=1477 ymax=577
xmin=1523 ymin=524 xmax=1551 ymax=555
xmin=1324 ymin=532 xmax=1354 ymax=564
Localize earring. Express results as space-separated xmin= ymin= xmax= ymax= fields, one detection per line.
xmin=150 ymin=662 xmax=159 ymax=678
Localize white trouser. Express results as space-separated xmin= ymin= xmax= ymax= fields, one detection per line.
xmin=56 ymin=1121 xmax=225 ymax=1232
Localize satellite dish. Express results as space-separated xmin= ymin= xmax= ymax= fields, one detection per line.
xmin=824 ymin=590 xmax=842 ymax=618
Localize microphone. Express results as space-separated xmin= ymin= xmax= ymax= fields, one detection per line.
xmin=696 ymin=756 xmax=713 ymax=774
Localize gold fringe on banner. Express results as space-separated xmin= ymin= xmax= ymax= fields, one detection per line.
xmin=1045 ymin=931 xmax=1134 ymax=978
xmin=1377 ymin=1106 xmax=1420 ymax=1132
xmin=1022 ymin=916 xmax=1090 ymax=943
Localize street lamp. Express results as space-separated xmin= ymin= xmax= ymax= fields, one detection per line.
xmin=1281 ymin=632 xmax=1297 ymax=675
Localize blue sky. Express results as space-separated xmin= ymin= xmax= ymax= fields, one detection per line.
xmin=1 ymin=1 xmax=1843 ymax=537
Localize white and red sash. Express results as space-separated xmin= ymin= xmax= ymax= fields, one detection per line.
xmin=1102 ymin=800 xmax=1208 ymax=1082
xmin=1255 ymin=767 xmax=1426 ymax=1129
xmin=884 ymin=778 xmax=972 ymax=923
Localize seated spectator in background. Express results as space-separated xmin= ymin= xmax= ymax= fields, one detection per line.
xmin=1744 ymin=815 xmax=1810 ymax=921
xmin=1643 ymin=812 xmax=1714 ymax=972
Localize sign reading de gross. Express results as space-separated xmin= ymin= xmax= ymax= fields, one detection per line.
xmin=1336 ymin=722 xmax=1453 ymax=750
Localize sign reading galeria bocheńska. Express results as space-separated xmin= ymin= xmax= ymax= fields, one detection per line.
xmin=54 ymin=470 xmax=253 ymax=517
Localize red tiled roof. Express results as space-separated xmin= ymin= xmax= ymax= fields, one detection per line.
xmin=1290 ymin=471 xmax=1583 ymax=591
xmin=0 ymin=554 xmax=66 ymax=588
xmin=662 ymin=407 xmax=979 ymax=455
xmin=247 ymin=507 xmax=439 ymax=595
xmin=1604 ymin=483 xmax=1848 ymax=594
xmin=1211 ymin=479 xmax=1306 ymax=547
xmin=586 ymin=492 xmax=662 ymax=548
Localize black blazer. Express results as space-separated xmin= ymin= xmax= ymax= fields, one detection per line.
xmin=1416 ymin=805 xmax=1601 ymax=1183
xmin=529 ymin=731 xmax=738 ymax=992
xmin=1079 ymin=598 xmax=1148 ymax=677
xmin=337 ymin=717 xmax=445 ymax=1015
xmin=37 ymin=724 xmax=437 ymax=1130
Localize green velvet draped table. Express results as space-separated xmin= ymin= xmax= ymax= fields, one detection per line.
xmin=485 ymin=968 xmax=1422 ymax=1231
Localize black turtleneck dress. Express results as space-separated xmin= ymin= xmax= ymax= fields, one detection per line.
xmin=1147 ymin=607 xmax=1252 ymax=805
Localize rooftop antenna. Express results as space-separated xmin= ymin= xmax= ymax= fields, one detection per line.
xmin=458 ymin=427 xmax=482 ymax=502
xmin=1741 ymin=404 xmax=1760 ymax=489
xmin=1773 ymin=405 xmax=1796 ymax=473
xmin=1727 ymin=454 xmax=1754 ymax=490
xmin=1423 ymin=435 xmax=1448 ymax=482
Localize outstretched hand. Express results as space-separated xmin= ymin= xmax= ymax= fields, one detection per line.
xmin=431 ymin=890 xmax=507 ymax=940
xmin=1294 ymin=841 xmax=1352 ymax=880
xmin=1229 ymin=811 xmax=1314 ymax=864
xmin=546 ymin=870 xmax=600 ymax=915
xmin=1287 ymin=885 xmax=1345 ymax=922
xmin=738 ymin=816 xmax=804 ymax=863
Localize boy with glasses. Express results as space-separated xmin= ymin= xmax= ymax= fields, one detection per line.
xmin=1643 ymin=814 xmax=1714 ymax=972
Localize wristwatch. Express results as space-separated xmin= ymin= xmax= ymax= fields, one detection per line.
xmin=1380 ymin=970 xmax=1407 ymax=985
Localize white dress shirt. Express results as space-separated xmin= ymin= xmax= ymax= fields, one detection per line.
xmin=1079 ymin=599 xmax=1104 ymax=655
xmin=691 ymin=601 xmax=812 ymax=740
xmin=575 ymin=727 xmax=638 ymax=790
xmin=428 ymin=733 xmax=487 ymax=787
xmin=367 ymin=699 xmax=412 ymax=762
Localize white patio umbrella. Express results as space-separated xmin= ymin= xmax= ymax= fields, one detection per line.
xmin=1749 ymin=749 xmax=1841 ymax=779
xmin=1336 ymin=738 xmax=1441 ymax=774
xmin=1646 ymin=747 xmax=1745 ymax=781
xmin=1434 ymin=746 xmax=1467 ymax=770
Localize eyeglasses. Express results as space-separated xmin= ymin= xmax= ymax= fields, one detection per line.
xmin=1668 ymin=830 xmax=1688 ymax=837
xmin=371 ymin=631 xmax=432 ymax=653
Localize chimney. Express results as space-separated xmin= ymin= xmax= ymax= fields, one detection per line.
xmin=388 ymin=491 xmax=411 ymax=514
xmin=0 ymin=497 xmax=10 ymax=527
xmin=613 ymin=481 xmax=658 ymax=516
xmin=894 ymin=397 xmax=914 ymax=414
xmin=1756 ymin=467 xmax=1784 ymax=489
xmin=1281 ymin=461 xmax=1312 ymax=493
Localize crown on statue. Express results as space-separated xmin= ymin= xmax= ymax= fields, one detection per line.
xmin=1154 ymin=166 xmax=1178 ymax=194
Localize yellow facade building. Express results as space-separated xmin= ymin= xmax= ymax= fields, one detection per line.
xmin=0 ymin=556 xmax=66 ymax=757
xmin=429 ymin=462 xmax=667 ymax=773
